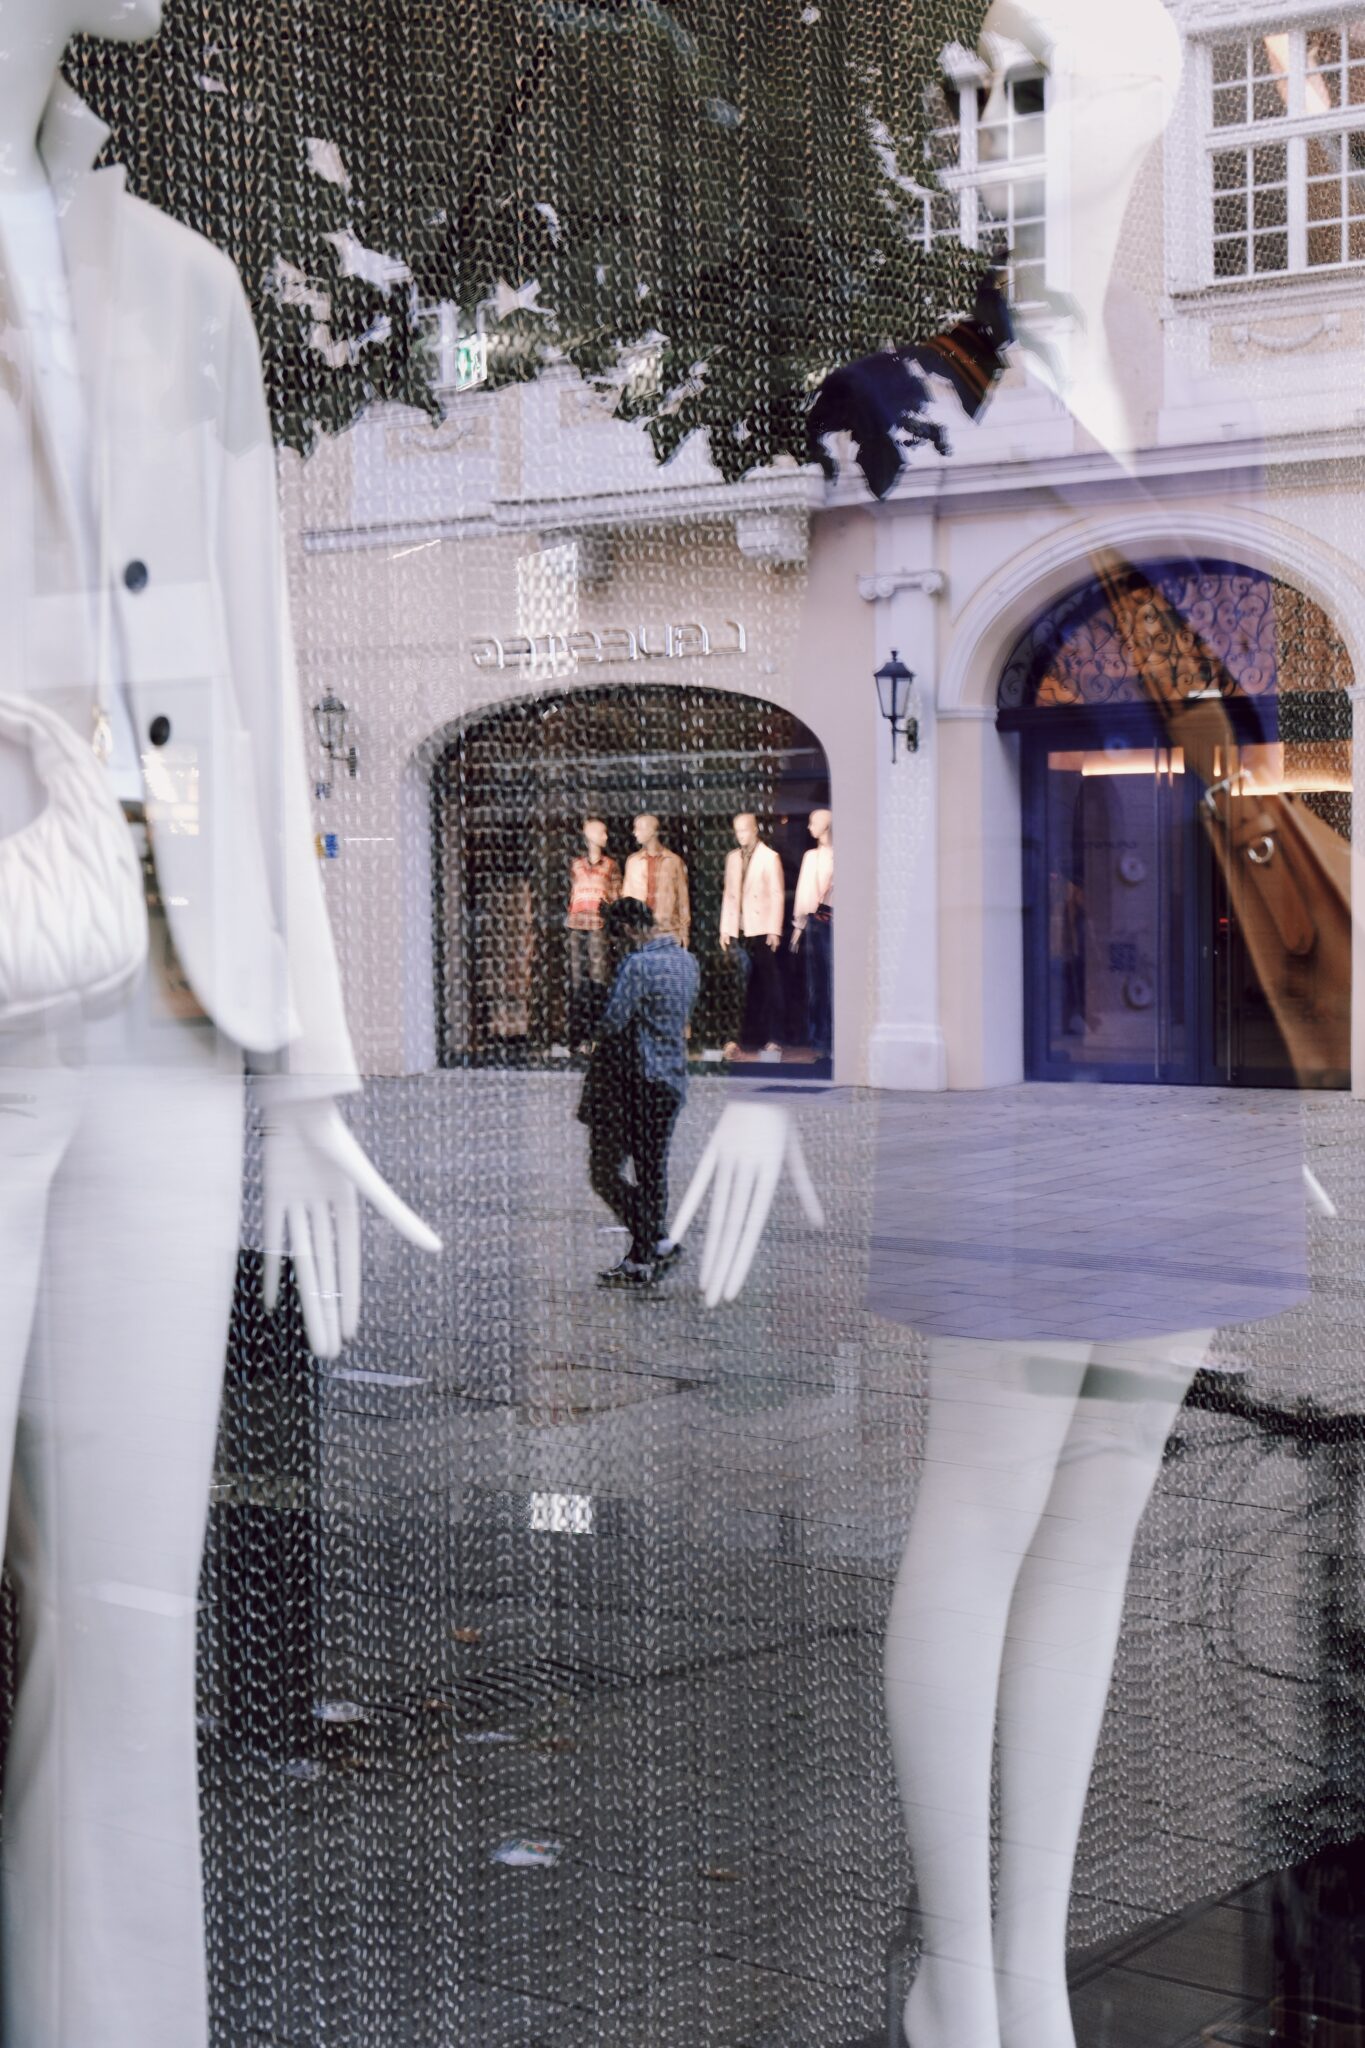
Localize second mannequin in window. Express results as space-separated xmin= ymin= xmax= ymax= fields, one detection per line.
xmin=564 ymin=816 xmax=620 ymax=1052
xmin=720 ymin=812 xmax=785 ymax=1057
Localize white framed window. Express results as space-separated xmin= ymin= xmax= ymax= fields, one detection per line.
xmin=919 ymin=66 xmax=1048 ymax=308
xmin=1201 ymin=15 xmax=1365 ymax=281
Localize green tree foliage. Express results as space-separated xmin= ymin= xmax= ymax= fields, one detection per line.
xmin=70 ymin=0 xmax=988 ymax=475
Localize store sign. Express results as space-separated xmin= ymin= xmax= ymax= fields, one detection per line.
xmin=453 ymin=332 xmax=488 ymax=393
xmin=470 ymin=617 xmax=747 ymax=671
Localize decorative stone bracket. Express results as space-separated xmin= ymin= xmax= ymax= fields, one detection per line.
xmin=858 ymin=569 xmax=947 ymax=602
xmin=734 ymin=506 xmax=810 ymax=569
xmin=1227 ymin=313 xmax=1342 ymax=356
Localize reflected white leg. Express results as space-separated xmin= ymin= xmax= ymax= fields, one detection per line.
xmin=993 ymin=1332 xmax=1209 ymax=2048
xmin=885 ymin=1337 xmax=1090 ymax=2048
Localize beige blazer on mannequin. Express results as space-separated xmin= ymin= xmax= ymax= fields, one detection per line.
xmin=0 ymin=81 xmax=356 ymax=1095
xmin=720 ymin=840 xmax=784 ymax=941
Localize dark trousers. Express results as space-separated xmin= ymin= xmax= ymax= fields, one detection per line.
xmin=803 ymin=911 xmax=833 ymax=1054
xmin=567 ymin=927 xmax=610 ymax=1045
xmin=588 ymin=1079 xmax=682 ymax=1263
xmin=737 ymin=934 xmax=782 ymax=1051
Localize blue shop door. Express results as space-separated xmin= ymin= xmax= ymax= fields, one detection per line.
xmin=1023 ymin=726 xmax=1201 ymax=1084
xmin=1022 ymin=719 xmax=1350 ymax=1088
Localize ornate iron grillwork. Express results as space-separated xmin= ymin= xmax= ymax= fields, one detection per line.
xmin=997 ymin=558 xmax=1353 ymax=713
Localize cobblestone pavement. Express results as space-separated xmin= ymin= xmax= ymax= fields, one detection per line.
xmin=203 ymin=1074 xmax=1365 ymax=2048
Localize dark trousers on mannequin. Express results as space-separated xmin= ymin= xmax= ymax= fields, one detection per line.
xmin=803 ymin=909 xmax=833 ymax=1055
xmin=567 ymin=927 xmax=610 ymax=1046
xmin=587 ymin=1079 xmax=682 ymax=1263
xmin=737 ymin=935 xmax=782 ymax=1051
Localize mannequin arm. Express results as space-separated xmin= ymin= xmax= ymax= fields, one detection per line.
xmin=669 ymin=1098 xmax=824 ymax=1306
xmin=262 ymin=1099 xmax=442 ymax=1358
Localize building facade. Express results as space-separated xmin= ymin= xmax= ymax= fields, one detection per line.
xmin=285 ymin=2 xmax=1365 ymax=1096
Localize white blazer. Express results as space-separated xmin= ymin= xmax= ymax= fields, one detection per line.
xmin=720 ymin=840 xmax=784 ymax=941
xmin=1 ymin=83 xmax=356 ymax=1095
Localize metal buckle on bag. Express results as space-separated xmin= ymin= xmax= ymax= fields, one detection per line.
xmin=1200 ymin=773 xmax=1238 ymax=819
xmin=1201 ymin=771 xmax=1277 ymax=864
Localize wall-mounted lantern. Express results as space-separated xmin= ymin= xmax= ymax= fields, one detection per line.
xmin=313 ymin=692 xmax=358 ymax=780
xmin=874 ymin=649 xmax=918 ymax=761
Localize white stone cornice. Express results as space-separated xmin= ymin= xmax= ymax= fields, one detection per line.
xmin=858 ymin=569 xmax=947 ymax=603
xmin=1172 ymin=0 xmax=1328 ymax=27
xmin=304 ymin=466 xmax=829 ymax=556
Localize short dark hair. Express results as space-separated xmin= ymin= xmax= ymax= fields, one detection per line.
xmin=603 ymin=897 xmax=655 ymax=937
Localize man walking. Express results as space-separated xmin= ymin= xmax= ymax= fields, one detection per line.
xmin=579 ymin=897 xmax=700 ymax=1287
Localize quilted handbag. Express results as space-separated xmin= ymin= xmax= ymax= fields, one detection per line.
xmin=0 ymin=693 xmax=148 ymax=1028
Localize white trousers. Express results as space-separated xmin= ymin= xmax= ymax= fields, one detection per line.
xmin=0 ymin=964 xmax=242 ymax=2047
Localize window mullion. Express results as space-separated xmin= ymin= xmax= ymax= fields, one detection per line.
xmin=961 ymin=182 xmax=979 ymax=252
xmin=1289 ymin=25 xmax=1306 ymax=121
xmin=1289 ymin=131 xmax=1308 ymax=269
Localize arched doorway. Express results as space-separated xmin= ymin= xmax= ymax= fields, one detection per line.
xmin=430 ymin=684 xmax=832 ymax=1068
xmin=998 ymin=559 xmax=1353 ymax=1088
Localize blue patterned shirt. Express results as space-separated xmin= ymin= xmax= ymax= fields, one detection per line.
xmin=600 ymin=936 xmax=700 ymax=1098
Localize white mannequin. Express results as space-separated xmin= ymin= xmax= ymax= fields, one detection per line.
xmin=0 ymin=0 xmax=439 ymax=1361
xmin=719 ymin=814 xmax=782 ymax=956
xmin=0 ymin=7 xmax=439 ymax=2043
xmin=674 ymin=12 xmax=1216 ymax=2048
xmin=790 ymin=807 xmax=833 ymax=950
xmin=720 ymin=812 xmax=785 ymax=1058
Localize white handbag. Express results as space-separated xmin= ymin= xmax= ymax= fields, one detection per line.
xmin=0 ymin=693 xmax=148 ymax=1028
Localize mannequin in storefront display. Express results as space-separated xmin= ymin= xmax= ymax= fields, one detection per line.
xmin=622 ymin=811 xmax=691 ymax=947
xmin=720 ymin=812 xmax=785 ymax=1057
xmin=673 ymin=9 xmax=1314 ymax=2048
xmin=791 ymin=808 xmax=833 ymax=1059
xmin=0 ymin=5 xmax=440 ymax=2044
xmin=565 ymin=816 xmax=620 ymax=1051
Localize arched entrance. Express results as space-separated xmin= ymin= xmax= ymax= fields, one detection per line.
xmin=998 ymin=559 xmax=1353 ymax=1088
xmin=430 ymin=684 xmax=832 ymax=1068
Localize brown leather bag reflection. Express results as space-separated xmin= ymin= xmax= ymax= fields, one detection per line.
xmin=1091 ymin=550 xmax=1351 ymax=1085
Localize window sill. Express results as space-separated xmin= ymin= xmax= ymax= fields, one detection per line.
xmin=1169 ymin=265 xmax=1365 ymax=308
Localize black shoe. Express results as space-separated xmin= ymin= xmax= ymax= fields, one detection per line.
xmin=653 ymin=1242 xmax=685 ymax=1275
xmin=598 ymin=1256 xmax=657 ymax=1288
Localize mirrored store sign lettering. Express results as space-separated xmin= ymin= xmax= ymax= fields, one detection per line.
xmin=469 ymin=618 xmax=748 ymax=670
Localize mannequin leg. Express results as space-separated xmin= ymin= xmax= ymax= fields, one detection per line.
xmin=804 ymin=915 xmax=832 ymax=1055
xmin=585 ymin=927 xmax=611 ymax=1039
xmin=2 ymin=1058 xmax=243 ymax=2048
xmin=886 ymin=1336 xmax=1091 ymax=2048
xmin=992 ymin=1331 xmax=1210 ymax=2048
xmin=0 ymin=1051 xmax=75 ymax=1564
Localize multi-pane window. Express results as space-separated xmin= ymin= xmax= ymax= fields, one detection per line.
xmin=922 ymin=70 xmax=1047 ymax=308
xmin=1207 ymin=17 xmax=1365 ymax=279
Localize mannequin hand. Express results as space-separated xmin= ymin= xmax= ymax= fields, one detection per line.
xmin=719 ymin=934 xmax=732 ymax=951
xmin=262 ymin=1099 xmax=442 ymax=1359
xmin=669 ymin=1100 xmax=824 ymax=1306
xmin=766 ymin=933 xmax=781 ymax=951
xmin=790 ymin=930 xmax=802 ymax=953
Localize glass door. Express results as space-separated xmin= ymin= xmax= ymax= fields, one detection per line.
xmin=1206 ymin=737 xmax=1352 ymax=1088
xmin=1024 ymin=728 xmax=1199 ymax=1083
